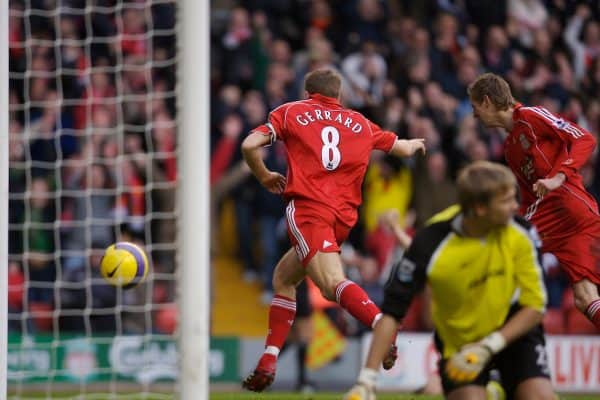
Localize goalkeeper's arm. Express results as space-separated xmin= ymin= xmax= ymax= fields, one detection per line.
xmin=497 ymin=306 xmax=543 ymax=344
xmin=446 ymin=306 xmax=543 ymax=383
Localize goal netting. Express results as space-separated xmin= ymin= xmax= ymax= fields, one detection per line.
xmin=5 ymin=1 xmax=205 ymax=398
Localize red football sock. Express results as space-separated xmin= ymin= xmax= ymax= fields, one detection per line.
xmin=585 ymin=299 xmax=600 ymax=330
xmin=335 ymin=280 xmax=381 ymax=328
xmin=264 ymin=295 xmax=296 ymax=353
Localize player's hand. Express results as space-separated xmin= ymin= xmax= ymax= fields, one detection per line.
xmin=533 ymin=173 xmax=565 ymax=197
xmin=407 ymin=138 xmax=426 ymax=156
xmin=379 ymin=209 xmax=399 ymax=231
xmin=445 ymin=342 xmax=492 ymax=383
xmin=343 ymin=382 xmax=375 ymax=400
xmin=259 ymin=171 xmax=286 ymax=194
xmin=392 ymin=138 xmax=426 ymax=158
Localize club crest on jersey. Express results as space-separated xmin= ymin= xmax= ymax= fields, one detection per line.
xmin=519 ymin=133 xmax=530 ymax=150
xmin=520 ymin=156 xmax=535 ymax=181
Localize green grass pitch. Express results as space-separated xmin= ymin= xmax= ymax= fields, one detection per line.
xmin=209 ymin=394 xmax=600 ymax=400
xmin=7 ymin=393 xmax=599 ymax=400
xmin=211 ymin=394 xmax=441 ymax=400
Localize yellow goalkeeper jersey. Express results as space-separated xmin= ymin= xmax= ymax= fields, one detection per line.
xmin=381 ymin=207 xmax=547 ymax=358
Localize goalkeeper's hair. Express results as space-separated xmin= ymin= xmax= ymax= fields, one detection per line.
xmin=467 ymin=73 xmax=516 ymax=111
xmin=457 ymin=161 xmax=516 ymax=213
xmin=304 ymin=68 xmax=342 ymax=99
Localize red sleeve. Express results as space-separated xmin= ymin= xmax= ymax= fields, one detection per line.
xmin=268 ymin=104 xmax=288 ymax=141
xmin=368 ymin=120 xmax=397 ymax=152
xmin=247 ymin=103 xmax=289 ymax=143
xmin=524 ymin=107 xmax=597 ymax=181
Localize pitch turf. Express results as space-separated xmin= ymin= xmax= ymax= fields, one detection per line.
xmin=210 ymin=394 xmax=600 ymax=400
xmin=211 ymin=394 xmax=441 ymax=400
xmin=7 ymin=393 xmax=600 ymax=400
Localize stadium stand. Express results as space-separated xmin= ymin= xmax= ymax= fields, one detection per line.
xmin=8 ymin=0 xmax=600 ymax=339
xmin=209 ymin=0 xmax=600 ymax=336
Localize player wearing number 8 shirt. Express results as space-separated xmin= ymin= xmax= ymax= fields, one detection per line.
xmin=468 ymin=73 xmax=600 ymax=331
xmin=240 ymin=68 xmax=426 ymax=392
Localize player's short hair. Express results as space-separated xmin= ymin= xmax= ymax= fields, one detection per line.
xmin=457 ymin=161 xmax=516 ymax=213
xmin=467 ymin=73 xmax=516 ymax=110
xmin=304 ymin=68 xmax=342 ymax=98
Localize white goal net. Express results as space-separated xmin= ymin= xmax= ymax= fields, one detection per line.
xmin=6 ymin=0 xmax=194 ymax=398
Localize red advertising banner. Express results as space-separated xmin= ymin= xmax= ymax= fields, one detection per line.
xmin=363 ymin=333 xmax=600 ymax=393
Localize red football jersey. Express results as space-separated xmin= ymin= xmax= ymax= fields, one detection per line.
xmin=252 ymin=93 xmax=397 ymax=227
xmin=505 ymin=104 xmax=599 ymax=237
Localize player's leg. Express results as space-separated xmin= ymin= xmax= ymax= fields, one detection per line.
xmin=292 ymin=279 xmax=314 ymax=392
xmin=265 ymin=247 xmax=305 ymax=352
xmin=573 ymin=278 xmax=600 ymax=329
xmin=306 ymin=251 xmax=382 ymax=327
xmin=287 ymin=200 xmax=397 ymax=368
xmin=305 ymin=251 xmax=397 ymax=369
xmin=286 ymin=201 xmax=382 ymax=327
xmin=293 ymin=314 xmax=313 ymax=391
xmin=554 ymin=222 xmax=600 ymax=329
xmin=513 ymin=377 xmax=556 ymax=400
xmin=494 ymin=320 xmax=554 ymax=400
xmin=243 ymin=248 xmax=305 ymax=392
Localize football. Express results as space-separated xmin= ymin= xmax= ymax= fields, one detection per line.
xmin=100 ymin=242 xmax=149 ymax=288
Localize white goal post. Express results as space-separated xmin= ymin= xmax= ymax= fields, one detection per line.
xmin=2 ymin=0 xmax=9 ymax=397
xmin=5 ymin=0 xmax=209 ymax=398
xmin=177 ymin=0 xmax=210 ymax=399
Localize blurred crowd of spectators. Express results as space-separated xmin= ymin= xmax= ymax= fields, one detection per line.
xmin=210 ymin=0 xmax=600 ymax=334
xmin=8 ymin=0 xmax=178 ymax=335
xmin=6 ymin=0 xmax=600 ymax=338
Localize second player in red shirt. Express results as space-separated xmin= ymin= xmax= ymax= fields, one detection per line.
xmin=468 ymin=73 xmax=600 ymax=332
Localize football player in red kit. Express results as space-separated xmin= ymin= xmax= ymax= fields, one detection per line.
xmin=240 ymin=68 xmax=426 ymax=392
xmin=468 ymin=73 xmax=600 ymax=331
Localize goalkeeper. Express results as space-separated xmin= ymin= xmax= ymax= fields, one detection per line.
xmin=345 ymin=161 xmax=555 ymax=400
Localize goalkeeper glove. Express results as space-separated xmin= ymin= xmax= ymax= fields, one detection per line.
xmin=343 ymin=368 xmax=377 ymax=400
xmin=446 ymin=331 xmax=506 ymax=383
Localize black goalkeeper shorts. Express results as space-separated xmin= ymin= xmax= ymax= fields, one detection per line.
xmin=436 ymin=322 xmax=551 ymax=400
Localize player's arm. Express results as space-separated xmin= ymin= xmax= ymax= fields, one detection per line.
xmin=388 ymin=138 xmax=427 ymax=157
xmin=241 ymin=128 xmax=286 ymax=194
xmin=446 ymin=306 xmax=542 ymax=383
xmin=368 ymin=119 xmax=426 ymax=157
xmin=527 ymin=109 xmax=597 ymax=196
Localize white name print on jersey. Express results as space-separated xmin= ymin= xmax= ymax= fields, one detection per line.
xmin=295 ymin=109 xmax=363 ymax=133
